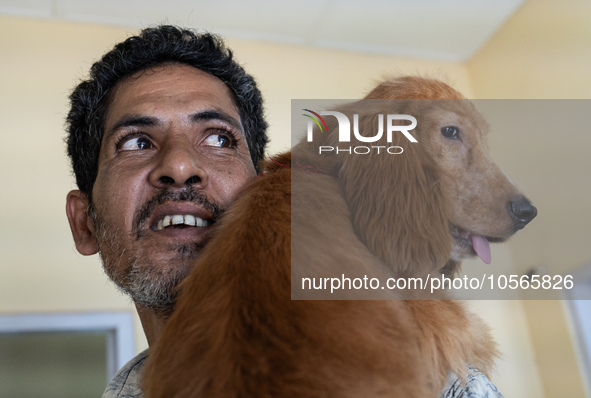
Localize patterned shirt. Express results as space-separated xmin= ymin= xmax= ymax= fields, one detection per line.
xmin=101 ymin=350 xmax=148 ymax=398
xmin=440 ymin=366 xmax=505 ymax=398
xmin=102 ymin=351 xmax=503 ymax=398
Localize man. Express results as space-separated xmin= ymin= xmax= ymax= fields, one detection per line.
xmin=65 ymin=25 xmax=503 ymax=398
xmin=65 ymin=25 xmax=268 ymax=397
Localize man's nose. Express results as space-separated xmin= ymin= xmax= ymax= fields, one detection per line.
xmin=149 ymin=139 xmax=208 ymax=189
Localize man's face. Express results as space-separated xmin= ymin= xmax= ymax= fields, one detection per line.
xmin=88 ymin=63 xmax=256 ymax=309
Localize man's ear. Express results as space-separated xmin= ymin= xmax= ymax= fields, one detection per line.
xmin=66 ymin=190 xmax=99 ymax=255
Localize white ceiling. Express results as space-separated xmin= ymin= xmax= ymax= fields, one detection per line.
xmin=0 ymin=0 xmax=525 ymax=62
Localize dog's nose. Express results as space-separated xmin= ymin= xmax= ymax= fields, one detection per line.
xmin=509 ymin=197 xmax=537 ymax=230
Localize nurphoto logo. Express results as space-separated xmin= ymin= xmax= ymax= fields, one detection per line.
xmin=303 ymin=109 xmax=418 ymax=155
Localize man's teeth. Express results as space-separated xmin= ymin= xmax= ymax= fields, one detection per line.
xmin=155 ymin=215 xmax=210 ymax=230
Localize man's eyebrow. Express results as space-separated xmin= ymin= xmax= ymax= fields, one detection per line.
xmin=190 ymin=110 xmax=243 ymax=131
xmin=106 ymin=115 xmax=160 ymax=139
xmin=104 ymin=110 xmax=243 ymax=140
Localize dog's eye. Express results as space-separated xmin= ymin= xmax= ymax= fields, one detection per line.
xmin=441 ymin=126 xmax=460 ymax=140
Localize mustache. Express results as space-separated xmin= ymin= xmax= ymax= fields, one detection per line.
xmin=133 ymin=187 xmax=224 ymax=239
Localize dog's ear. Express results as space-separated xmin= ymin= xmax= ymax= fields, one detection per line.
xmin=339 ymin=110 xmax=452 ymax=277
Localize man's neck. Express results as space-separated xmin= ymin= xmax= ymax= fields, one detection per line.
xmin=135 ymin=304 xmax=168 ymax=346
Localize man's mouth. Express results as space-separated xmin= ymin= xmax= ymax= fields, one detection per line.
xmin=141 ymin=203 xmax=218 ymax=238
xmin=133 ymin=187 xmax=224 ymax=239
xmin=153 ymin=214 xmax=211 ymax=231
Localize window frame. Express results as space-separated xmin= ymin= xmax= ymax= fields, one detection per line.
xmin=0 ymin=311 xmax=136 ymax=382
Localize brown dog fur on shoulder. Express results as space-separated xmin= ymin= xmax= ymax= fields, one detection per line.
xmin=143 ymin=76 xmax=536 ymax=397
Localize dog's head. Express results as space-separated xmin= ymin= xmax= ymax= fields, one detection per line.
xmin=302 ymin=77 xmax=537 ymax=277
xmin=405 ymin=96 xmax=537 ymax=267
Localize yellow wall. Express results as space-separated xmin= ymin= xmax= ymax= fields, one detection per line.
xmin=469 ymin=0 xmax=591 ymax=396
xmin=469 ymin=0 xmax=591 ymax=99
xmin=224 ymin=37 xmax=473 ymax=155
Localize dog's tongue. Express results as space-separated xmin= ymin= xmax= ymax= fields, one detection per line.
xmin=471 ymin=234 xmax=491 ymax=264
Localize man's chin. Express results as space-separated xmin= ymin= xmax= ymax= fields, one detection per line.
xmin=174 ymin=241 xmax=205 ymax=259
xmin=104 ymin=252 xmax=197 ymax=314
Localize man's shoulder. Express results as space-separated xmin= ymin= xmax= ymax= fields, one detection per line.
xmin=440 ymin=366 xmax=505 ymax=398
xmin=99 ymin=351 xmax=502 ymax=398
xmin=102 ymin=349 xmax=149 ymax=398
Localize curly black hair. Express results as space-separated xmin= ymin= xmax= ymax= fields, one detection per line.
xmin=66 ymin=25 xmax=268 ymax=200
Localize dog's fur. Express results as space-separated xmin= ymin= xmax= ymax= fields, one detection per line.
xmin=143 ymin=77 xmax=535 ymax=397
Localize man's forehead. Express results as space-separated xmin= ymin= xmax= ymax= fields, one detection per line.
xmin=103 ymin=63 xmax=242 ymax=133
xmin=111 ymin=63 xmax=236 ymax=106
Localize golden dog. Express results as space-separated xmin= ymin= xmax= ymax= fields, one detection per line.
xmin=143 ymin=77 xmax=536 ymax=397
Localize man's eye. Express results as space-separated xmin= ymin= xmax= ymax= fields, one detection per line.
xmin=202 ymin=133 xmax=234 ymax=148
xmin=119 ymin=136 xmax=154 ymax=151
